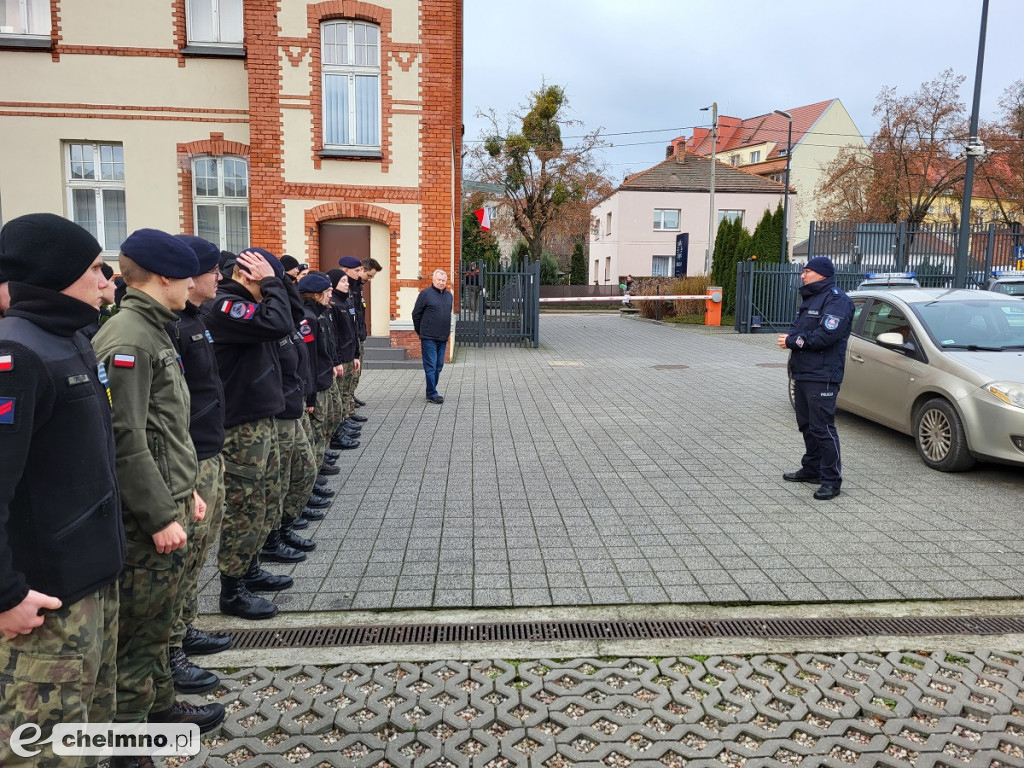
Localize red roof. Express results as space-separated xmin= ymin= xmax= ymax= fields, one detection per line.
xmin=682 ymin=99 xmax=835 ymax=160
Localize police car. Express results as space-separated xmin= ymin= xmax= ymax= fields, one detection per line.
xmin=982 ymin=269 xmax=1024 ymax=297
xmin=855 ymin=272 xmax=921 ymax=290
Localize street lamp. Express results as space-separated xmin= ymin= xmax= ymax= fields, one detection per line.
xmin=773 ymin=109 xmax=793 ymax=263
xmin=700 ymin=102 xmax=718 ymax=274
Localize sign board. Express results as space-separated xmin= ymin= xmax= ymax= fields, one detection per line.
xmin=674 ymin=234 xmax=688 ymax=277
xmin=1016 ymin=245 xmax=1024 ymax=270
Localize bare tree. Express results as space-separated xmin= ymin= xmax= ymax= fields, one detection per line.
xmin=976 ymin=80 xmax=1024 ymax=226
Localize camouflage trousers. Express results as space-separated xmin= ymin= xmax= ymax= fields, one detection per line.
xmin=0 ymin=581 xmax=118 ymax=768
xmin=340 ymin=362 xmax=357 ymax=422
xmin=277 ymin=416 xmax=318 ymax=526
xmin=116 ymin=496 xmax=192 ymax=722
xmin=310 ymin=389 xmax=331 ymax=460
xmin=170 ymin=453 xmax=225 ymax=648
xmin=328 ymin=378 xmax=345 ymax=435
xmin=218 ymin=418 xmax=279 ymax=577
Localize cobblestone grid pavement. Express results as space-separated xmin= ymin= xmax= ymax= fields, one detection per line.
xmin=174 ymin=314 xmax=1024 ymax=767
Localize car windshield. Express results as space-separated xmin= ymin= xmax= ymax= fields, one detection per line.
xmin=913 ymin=298 xmax=1024 ymax=350
xmin=992 ymin=281 xmax=1024 ymax=296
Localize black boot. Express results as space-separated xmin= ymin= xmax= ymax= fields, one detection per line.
xmin=318 ymin=463 xmax=340 ymax=476
xmin=219 ymin=573 xmax=278 ymax=619
xmin=149 ymin=699 xmax=226 ymax=733
xmin=110 ymin=757 xmax=157 ymax=768
xmin=347 ymin=413 xmax=368 ymax=423
xmin=291 ymin=515 xmax=310 ymax=530
xmin=324 ymin=449 xmax=341 ymax=460
xmin=330 ymin=435 xmax=360 ymax=450
xmin=281 ymin=521 xmax=316 ymax=552
xmin=170 ymin=647 xmax=220 ymax=694
xmin=313 ymin=483 xmax=335 ymax=497
xmin=182 ymin=623 xmax=232 ymax=655
xmin=307 ymin=492 xmax=331 ymax=508
xmin=354 ymin=397 xmax=366 ymax=407
xmin=302 ymin=506 xmax=326 ymax=521
xmin=261 ymin=529 xmax=306 ymax=563
xmin=244 ymin=556 xmax=293 ymax=591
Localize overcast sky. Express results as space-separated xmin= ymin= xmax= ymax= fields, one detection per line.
xmin=463 ymin=0 xmax=1021 ymax=182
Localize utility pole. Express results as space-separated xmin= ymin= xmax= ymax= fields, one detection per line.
xmin=774 ymin=110 xmax=793 ymax=263
xmin=701 ymin=102 xmax=718 ymax=274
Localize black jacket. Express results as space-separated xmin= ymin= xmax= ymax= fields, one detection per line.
xmin=785 ymin=278 xmax=855 ymax=382
xmin=349 ymin=279 xmax=368 ymax=342
xmin=204 ymin=277 xmax=293 ymax=427
xmin=302 ymin=299 xmax=336 ymax=399
xmin=329 ymin=289 xmax=358 ymax=363
xmin=171 ymin=302 xmax=225 ymax=460
xmin=0 ymin=284 xmax=125 ymax=613
xmin=275 ymin=331 xmax=307 ymax=420
xmin=412 ymin=285 xmax=454 ymax=341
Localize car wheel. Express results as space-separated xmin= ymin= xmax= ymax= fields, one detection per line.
xmin=913 ymin=397 xmax=976 ymax=472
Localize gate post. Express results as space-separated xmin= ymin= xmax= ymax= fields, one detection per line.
xmin=705 ymin=286 xmax=722 ymax=326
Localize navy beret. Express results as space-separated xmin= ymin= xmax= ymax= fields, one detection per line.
xmin=174 ymin=234 xmax=221 ymax=275
xmin=338 ymin=255 xmax=361 ymax=269
xmin=297 ymin=271 xmax=332 ymax=293
xmin=0 ymin=213 xmax=101 ymax=291
xmin=120 ymin=228 xmax=199 ymax=279
xmin=244 ymin=247 xmax=286 ymax=279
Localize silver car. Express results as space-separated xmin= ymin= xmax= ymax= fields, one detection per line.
xmin=837 ymin=288 xmax=1024 ymax=471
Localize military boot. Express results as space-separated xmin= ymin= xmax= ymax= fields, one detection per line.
xmin=280 ymin=521 xmax=316 ymax=552
xmin=149 ymin=699 xmax=226 ymax=733
xmin=260 ymin=529 xmax=306 ymax=563
xmin=170 ymin=647 xmax=220 ymax=694
xmin=182 ymin=623 xmax=232 ymax=655
xmin=110 ymin=756 xmax=157 ymax=768
xmin=219 ymin=574 xmax=278 ymax=619
xmin=244 ymin=556 xmax=293 ymax=591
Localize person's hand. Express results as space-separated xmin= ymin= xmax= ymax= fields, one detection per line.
xmin=334 ymin=364 xmax=345 ymax=377
xmin=0 ymin=590 xmax=62 ymax=639
xmin=193 ymin=490 xmax=207 ymax=522
xmin=306 ymin=405 xmax=315 ymax=414
xmin=777 ymin=334 xmax=789 ymax=349
xmin=353 ymin=359 xmax=361 ymax=373
xmin=153 ymin=521 xmax=187 ymax=554
xmin=236 ymin=250 xmax=275 ymax=281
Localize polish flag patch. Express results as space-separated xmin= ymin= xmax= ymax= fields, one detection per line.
xmin=113 ymin=354 xmax=136 ymax=368
xmin=220 ymin=300 xmax=234 ymax=314
xmin=0 ymin=354 xmax=12 ymax=372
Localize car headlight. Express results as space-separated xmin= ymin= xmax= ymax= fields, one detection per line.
xmin=987 ymin=381 xmax=1024 ymax=409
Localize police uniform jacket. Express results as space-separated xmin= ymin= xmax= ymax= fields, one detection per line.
xmin=203 ymin=277 xmax=293 ymax=428
xmin=0 ymin=284 xmax=125 ymax=613
xmin=275 ymin=331 xmax=307 ymax=421
xmin=171 ymin=301 xmax=225 ymax=461
xmin=784 ymin=277 xmax=855 ymax=383
xmin=301 ymin=299 xmax=336 ymax=400
xmin=93 ymin=287 xmax=198 ymax=565
xmin=412 ymin=285 xmax=454 ymax=341
xmin=349 ymin=278 xmax=368 ymax=343
xmin=329 ymin=289 xmax=358 ymax=363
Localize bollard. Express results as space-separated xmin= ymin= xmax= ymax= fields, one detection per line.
xmin=705 ymin=286 xmax=723 ymax=326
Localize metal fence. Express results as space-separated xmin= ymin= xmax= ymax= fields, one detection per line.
xmin=455 ymin=261 xmax=540 ymax=347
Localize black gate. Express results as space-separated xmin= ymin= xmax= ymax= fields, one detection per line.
xmin=455 ymin=261 xmax=540 ymax=347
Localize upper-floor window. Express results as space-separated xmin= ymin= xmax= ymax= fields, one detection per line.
xmin=730 ymin=154 xmax=740 ymax=166
xmin=192 ymin=156 xmax=249 ymax=253
xmin=1 ymin=0 xmax=49 ymax=37
xmin=749 ymin=150 xmax=761 ymax=163
xmin=653 ymin=209 xmax=680 ymax=231
xmin=606 ymin=212 xmax=612 ymax=235
xmin=718 ymin=210 xmax=743 ymax=225
xmin=321 ymin=20 xmax=381 ymax=151
xmin=65 ymin=143 xmax=126 ymax=254
xmin=187 ymin=0 xmax=242 ymax=46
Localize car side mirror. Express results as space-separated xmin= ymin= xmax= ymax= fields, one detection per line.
xmin=876 ymin=332 xmax=905 ymax=347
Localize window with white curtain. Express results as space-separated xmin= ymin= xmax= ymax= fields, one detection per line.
xmin=65 ymin=143 xmax=127 ymax=254
xmin=321 ymin=20 xmax=381 ymax=150
xmin=187 ymin=0 xmax=242 ymax=45
xmin=651 ymin=255 xmax=672 ymax=277
xmin=0 ymin=0 xmax=49 ymax=36
xmin=192 ymin=156 xmax=249 ymax=253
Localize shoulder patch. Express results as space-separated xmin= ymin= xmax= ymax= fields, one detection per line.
xmin=227 ymin=301 xmax=257 ymax=320
xmin=0 ymin=354 xmax=12 ymax=372
xmin=299 ymin=320 xmax=315 ymax=342
xmin=113 ymin=354 xmax=136 ymax=368
xmin=0 ymin=397 xmax=15 ymax=425
xmin=824 ymin=314 xmax=841 ymax=331
xmin=832 ymin=287 xmax=840 ymax=295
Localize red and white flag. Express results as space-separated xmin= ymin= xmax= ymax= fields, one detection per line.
xmin=474 ymin=208 xmax=490 ymax=231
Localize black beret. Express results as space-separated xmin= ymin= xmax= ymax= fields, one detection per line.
xmin=120 ymin=229 xmax=199 ymax=279
xmin=244 ymin=247 xmax=286 ymax=279
xmin=280 ymin=254 xmax=300 ymax=272
xmin=297 ymin=271 xmax=332 ymax=293
xmin=174 ymin=234 xmax=221 ymax=275
xmin=338 ymin=255 xmax=361 ymax=269
xmin=0 ymin=213 xmax=101 ymax=291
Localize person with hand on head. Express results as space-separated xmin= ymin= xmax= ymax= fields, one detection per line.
xmin=0 ymin=213 xmax=124 ymax=768
xmin=92 ymin=228 xmax=225 ymax=748
xmin=777 ymin=255 xmax=855 ymax=501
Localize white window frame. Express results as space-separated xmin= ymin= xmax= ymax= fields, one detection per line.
xmin=749 ymin=150 xmax=761 ymax=163
xmin=192 ymin=155 xmax=250 ymax=253
xmin=606 ymin=212 xmax=612 ymax=235
xmin=730 ymin=154 xmax=741 ymax=166
xmin=718 ymin=210 xmax=744 ymax=225
xmin=0 ymin=0 xmax=48 ymax=37
xmin=65 ymin=142 xmax=126 ymax=255
xmin=186 ymin=0 xmax=243 ymax=46
xmin=651 ymin=255 xmax=672 ymax=277
xmin=653 ymin=209 xmax=680 ymax=231
xmin=321 ymin=20 xmax=381 ymax=151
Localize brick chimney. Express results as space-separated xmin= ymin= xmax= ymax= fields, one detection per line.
xmin=674 ymin=141 xmax=686 ymax=163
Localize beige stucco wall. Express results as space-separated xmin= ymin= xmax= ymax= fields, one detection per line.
xmin=590 ymin=189 xmax=787 ymax=279
xmin=61 ymin=0 xmax=176 ymax=48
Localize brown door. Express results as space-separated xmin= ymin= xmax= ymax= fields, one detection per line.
xmin=319 ymin=223 xmax=371 ymax=334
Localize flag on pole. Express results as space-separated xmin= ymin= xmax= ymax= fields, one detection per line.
xmin=474 ymin=208 xmax=490 ymax=231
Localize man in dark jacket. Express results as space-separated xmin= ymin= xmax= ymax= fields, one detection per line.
xmin=0 ymin=213 xmax=124 ymax=768
xmin=777 ymin=256 xmax=855 ymax=500
xmin=412 ymin=269 xmax=454 ymax=404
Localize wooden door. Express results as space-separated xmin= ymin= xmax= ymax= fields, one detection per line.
xmin=319 ymin=224 xmax=371 ymax=334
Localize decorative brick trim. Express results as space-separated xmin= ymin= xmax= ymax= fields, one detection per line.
xmin=282 ymin=182 xmax=417 ymax=202
xmin=49 ymin=0 xmax=61 ymax=61
xmin=303 ymin=201 xmax=399 ymax=275
xmin=176 ymin=133 xmax=252 ymax=235
xmin=53 ymin=45 xmax=179 ymax=57
xmin=171 ymin=0 xmax=186 ymax=66
xmin=306 ymin=1 xmax=393 ymax=172
xmin=0 ymin=101 xmax=246 ymax=115
xmin=391 ymin=47 xmax=420 ymax=72
xmin=0 ymin=109 xmax=247 ymax=123
xmin=282 ymin=45 xmax=307 ymax=67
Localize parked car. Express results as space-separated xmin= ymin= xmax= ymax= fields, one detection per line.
xmin=788 ymin=288 xmax=1024 ymax=471
xmin=855 ymin=272 xmax=921 ymax=290
xmin=982 ymin=269 xmax=1024 ymax=297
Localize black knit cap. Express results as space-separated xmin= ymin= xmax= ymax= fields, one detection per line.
xmin=280 ymin=254 xmax=300 ymax=272
xmin=0 ymin=212 xmax=101 ymax=291
xmin=326 ymin=268 xmax=344 ymax=287
xmin=174 ymin=234 xmax=221 ymax=275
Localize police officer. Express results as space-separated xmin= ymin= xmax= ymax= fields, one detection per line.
xmin=777 ymin=255 xmax=855 ymax=500
xmin=338 ymin=255 xmax=372 ymax=419
xmin=203 ymin=249 xmax=293 ymax=619
xmin=0 ymin=213 xmax=124 ymax=768
xmin=92 ymin=228 xmax=225 ymax=748
xmin=166 ymin=235 xmax=231 ymax=696
xmin=326 ymin=268 xmax=361 ymax=450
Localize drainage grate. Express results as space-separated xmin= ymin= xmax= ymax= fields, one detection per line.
xmin=228 ymin=615 xmax=1024 ymax=650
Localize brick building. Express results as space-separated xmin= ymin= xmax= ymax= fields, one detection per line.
xmin=0 ymin=0 xmax=463 ymax=354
